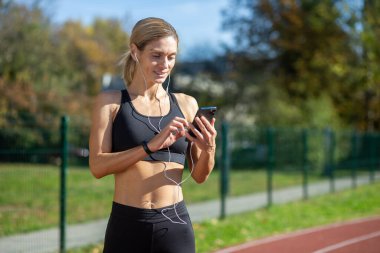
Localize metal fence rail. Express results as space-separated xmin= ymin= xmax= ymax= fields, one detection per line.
xmin=0 ymin=117 xmax=379 ymax=252
xmin=219 ymin=124 xmax=380 ymax=214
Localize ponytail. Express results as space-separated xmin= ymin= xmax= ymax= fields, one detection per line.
xmin=120 ymin=51 xmax=136 ymax=86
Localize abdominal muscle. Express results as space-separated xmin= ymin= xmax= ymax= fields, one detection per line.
xmin=113 ymin=160 xmax=186 ymax=209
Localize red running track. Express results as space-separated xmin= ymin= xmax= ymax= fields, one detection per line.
xmin=214 ymin=216 xmax=380 ymax=253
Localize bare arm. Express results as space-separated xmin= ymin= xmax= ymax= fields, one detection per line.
xmin=88 ymin=91 xmax=150 ymax=178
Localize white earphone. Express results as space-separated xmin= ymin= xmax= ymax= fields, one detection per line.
xmin=134 ymin=53 xmax=139 ymax=62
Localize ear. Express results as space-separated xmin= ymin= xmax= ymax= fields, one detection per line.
xmin=130 ymin=43 xmax=139 ymax=61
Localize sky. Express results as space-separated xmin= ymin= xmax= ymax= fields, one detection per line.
xmin=19 ymin=0 xmax=235 ymax=59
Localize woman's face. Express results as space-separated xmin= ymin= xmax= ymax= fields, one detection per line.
xmin=136 ymin=36 xmax=178 ymax=85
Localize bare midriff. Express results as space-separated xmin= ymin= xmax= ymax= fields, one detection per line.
xmin=113 ymin=160 xmax=185 ymax=209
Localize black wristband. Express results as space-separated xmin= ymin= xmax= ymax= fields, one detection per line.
xmin=142 ymin=140 xmax=153 ymax=155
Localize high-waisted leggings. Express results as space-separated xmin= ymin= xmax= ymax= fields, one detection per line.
xmin=103 ymin=201 xmax=195 ymax=253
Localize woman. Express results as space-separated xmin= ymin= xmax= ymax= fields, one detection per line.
xmin=89 ymin=17 xmax=217 ymax=253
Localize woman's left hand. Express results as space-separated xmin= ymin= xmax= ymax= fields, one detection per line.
xmin=186 ymin=116 xmax=217 ymax=152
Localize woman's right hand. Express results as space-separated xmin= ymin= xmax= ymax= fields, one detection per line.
xmin=147 ymin=117 xmax=189 ymax=152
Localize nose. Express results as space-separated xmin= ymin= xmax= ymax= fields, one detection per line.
xmin=160 ymin=57 xmax=169 ymax=69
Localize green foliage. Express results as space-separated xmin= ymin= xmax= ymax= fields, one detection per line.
xmin=58 ymin=18 xmax=129 ymax=96
xmin=222 ymin=0 xmax=380 ymax=130
xmin=0 ymin=2 xmax=130 ymax=150
xmin=251 ymin=79 xmax=343 ymax=129
xmin=359 ymin=0 xmax=380 ymax=130
xmin=303 ymin=95 xmax=343 ymax=129
xmin=0 ymin=3 xmax=54 ymax=83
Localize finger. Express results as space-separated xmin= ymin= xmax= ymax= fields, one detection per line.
xmin=171 ymin=120 xmax=187 ymax=133
xmin=196 ymin=117 xmax=210 ymax=137
xmin=200 ymin=116 xmax=217 ymax=135
xmin=174 ymin=117 xmax=189 ymax=128
xmin=188 ymin=121 xmax=204 ymax=140
xmin=185 ymin=131 xmax=196 ymax=142
xmin=199 ymin=116 xmax=212 ymax=130
xmin=200 ymin=116 xmax=216 ymax=127
xmin=210 ymin=117 xmax=216 ymax=126
xmin=169 ymin=125 xmax=186 ymax=137
xmin=185 ymin=129 xmax=204 ymax=145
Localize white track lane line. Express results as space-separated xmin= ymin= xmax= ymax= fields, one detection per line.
xmin=215 ymin=216 xmax=380 ymax=253
xmin=312 ymin=230 xmax=380 ymax=253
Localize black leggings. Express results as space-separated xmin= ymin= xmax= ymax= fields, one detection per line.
xmin=103 ymin=201 xmax=195 ymax=253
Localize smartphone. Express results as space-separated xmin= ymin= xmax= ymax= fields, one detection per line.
xmin=189 ymin=106 xmax=217 ymax=137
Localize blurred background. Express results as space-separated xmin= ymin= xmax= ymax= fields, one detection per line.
xmin=1 ymin=0 xmax=379 ymax=132
xmin=0 ymin=0 xmax=379 ymax=252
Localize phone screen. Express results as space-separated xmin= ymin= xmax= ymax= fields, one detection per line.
xmin=189 ymin=106 xmax=217 ymax=137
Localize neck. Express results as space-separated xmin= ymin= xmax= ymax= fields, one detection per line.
xmin=128 ymin=79 xmax=166 ymax=102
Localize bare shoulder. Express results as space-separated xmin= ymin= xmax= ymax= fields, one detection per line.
xmin=92 ymin=90 xmax=122 ymax=119
xmin=173 ymin=93 xmax=198 ymax=121
xmin=95 ymin=90 xmax=121 ymax=105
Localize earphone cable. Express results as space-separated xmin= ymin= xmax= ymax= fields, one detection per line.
xmin=137 ymin=59 xmax=194 ymax=224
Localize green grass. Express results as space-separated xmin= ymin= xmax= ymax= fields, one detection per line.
xmin=195 ymin=182 xmax=380 ymax=252
xmin=0 ymin=164 xmax=61 ymax=235
xmin=0 ymin=163 xmax=113 ymax=236
xmin=67 ymin=182 xmax=380 ymax=253
xmin=0 ymin=162 xmax=365 ymax=236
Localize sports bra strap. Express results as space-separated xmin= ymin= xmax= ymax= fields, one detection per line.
xmin=121 ymin=89 xmax=130 ymax=103
xmin=169 ymin=92 xmax=179 ymax=105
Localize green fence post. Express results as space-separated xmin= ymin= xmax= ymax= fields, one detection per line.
xmin=324 ymin=128 xmax=335 ymax=193
xmin=351 ymin=131 xmax=358 ymax=189
xmin=60 ymin=116 xmax=69 ymax=253
xmin=220 ymin=121 xmax=230 ymax=219
xmin=369 ymin=132 xmax=376 ymax=183
xmin=266 ymin=128 xmax=274 ymax=207
xmin=330 ymin=129 xmax=336 ymax=193
xmin=302 ymin=129 xmax=308 ymax=200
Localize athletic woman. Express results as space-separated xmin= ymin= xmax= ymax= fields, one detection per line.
xmin=89 ymin=17 xmax=217 ymax=253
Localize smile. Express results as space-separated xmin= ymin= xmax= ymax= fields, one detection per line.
xmin=154 ymin=71 xmax=168 ymax=77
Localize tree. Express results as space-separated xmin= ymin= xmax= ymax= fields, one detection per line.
xmin=360 ymin=0 xmax=380 ymax=130
xmin=222 ymin=0 xmax=373 ymax=129
xmin=58 ymin=18 xmax=129 ymax=96
xmin=0 ymin=2 xmax=59 ymax=125
xmin=0 ymin=2 xmax=131 ymax=151
xmin=0 ymin=2 xmax=58 ymax=84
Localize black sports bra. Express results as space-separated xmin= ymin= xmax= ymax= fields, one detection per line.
xmin=112 ymin=89 xmax=189 ymax=165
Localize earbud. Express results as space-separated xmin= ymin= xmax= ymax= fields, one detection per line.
xmin=134 ymin=53 xmax=139 ymax=62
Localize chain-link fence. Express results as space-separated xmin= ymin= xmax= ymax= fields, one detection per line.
xmin=0 ymin=118 xmax=379 ymax=252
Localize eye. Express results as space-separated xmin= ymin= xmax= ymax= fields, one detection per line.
xmin=152 ymin=53 xmax=161 ymax=58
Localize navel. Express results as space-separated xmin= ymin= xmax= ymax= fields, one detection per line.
xmin=142 ymin=201 xmax=156 ymax=209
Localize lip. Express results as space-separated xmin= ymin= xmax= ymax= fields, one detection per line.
xmin=154 ymin=71 xmax=168 ymax=77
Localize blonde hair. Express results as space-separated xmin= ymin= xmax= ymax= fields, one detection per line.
xmin=121 ymin=17 xmax=179 ymax=85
